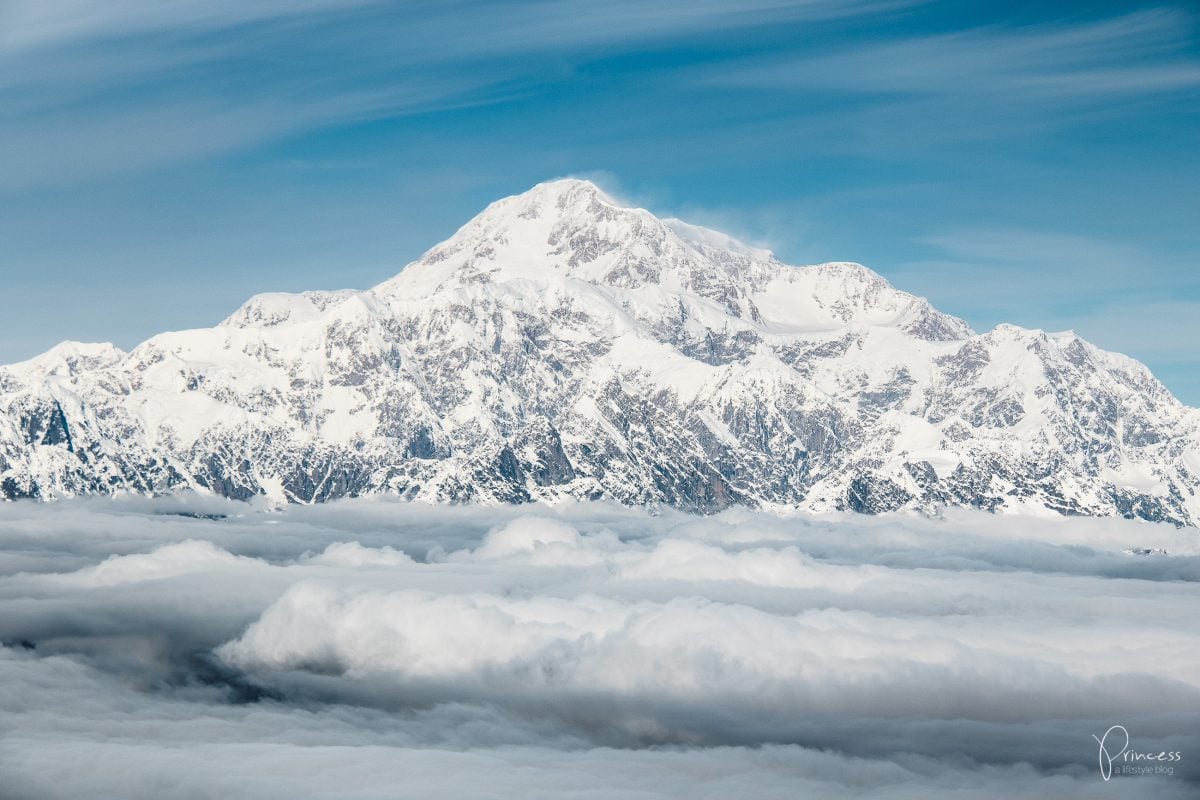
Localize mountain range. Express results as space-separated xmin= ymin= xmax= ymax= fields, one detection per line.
xmin=3 ymin=179 xmax=1198 ymax=524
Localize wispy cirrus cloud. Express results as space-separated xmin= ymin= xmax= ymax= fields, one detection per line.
xmin=714 ymin=9 xmax=1200 ymax=101
xmin=698 ymin=8 xmax=1200 ymax=158
xmin=0 ymin=0 xmax=916 ymax=190
xmin=0 ymin=0 xmax=391 ymax=52
xmin=893 ymin=226 xmax=1193 ymax=314
xmin=0 ymin=0 xmax=917 ymax=52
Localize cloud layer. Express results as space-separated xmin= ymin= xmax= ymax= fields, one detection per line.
xmin=0 ymin=497 xmax=1197 ymax=797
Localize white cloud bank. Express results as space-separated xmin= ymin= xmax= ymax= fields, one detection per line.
xmin=0 ymin=498 xmax=1197 ymax=798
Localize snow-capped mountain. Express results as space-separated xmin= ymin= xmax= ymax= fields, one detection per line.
xmin=3 ymin=179 xmax=1199 ymax=524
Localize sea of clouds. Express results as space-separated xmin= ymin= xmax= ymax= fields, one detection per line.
xmin=0 ymin=497 xmax=1196 ymax=798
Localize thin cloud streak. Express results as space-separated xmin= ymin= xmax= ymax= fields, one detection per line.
xmin=0 ymin=0 xmax=923 ymax=190
xmin=0 ymin=0 xmax=378 ymax=51
xmin=0 ymin=0 xmax=917 ymax=52
xmin=895 ymin=226 xmax=1188 ymax=305
xmin=0 ymin=78 xmax=528 ymax=190
xmin=712 ymin=8 xmax=1200 ymax=101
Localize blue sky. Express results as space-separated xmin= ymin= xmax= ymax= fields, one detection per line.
xmin=1 ymin=1 xmax=1198 ymax=401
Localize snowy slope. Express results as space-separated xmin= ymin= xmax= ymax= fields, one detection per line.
xmin=3 ymin=179 xmax=1199 ymax=524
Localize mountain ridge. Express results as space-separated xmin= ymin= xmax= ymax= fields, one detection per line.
xmin=3 ymin=178 xmax=1198 ymax=525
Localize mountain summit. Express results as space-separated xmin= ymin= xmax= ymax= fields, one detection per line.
xmin=3 ymin=180 xmax=1198 ymax=524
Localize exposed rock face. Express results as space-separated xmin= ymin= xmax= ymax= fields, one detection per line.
xmin=2 ymin=179 xmax=1199 ymax=524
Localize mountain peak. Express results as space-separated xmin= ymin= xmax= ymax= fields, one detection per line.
xmin=472 ymin=178 xmax=623 ymax=230
xmin=5 ymin=181 xmax=1195 ymax=525
xmin=375 ymin=177 xmax=780 ymax=305
xmin=522 ymin=176 xmax=615 ymax=202
xmin=373 ymin=180 xmax=968 ymax=341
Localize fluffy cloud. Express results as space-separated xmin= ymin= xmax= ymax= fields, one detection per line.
xmin=0 ymin=498 xmax=1197 ymax=797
